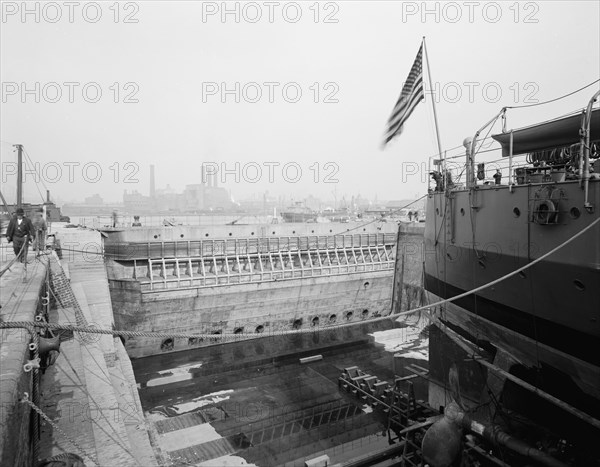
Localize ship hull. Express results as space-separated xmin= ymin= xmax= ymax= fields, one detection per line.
xmin=424 ymin=180 xmax=600 ymax=413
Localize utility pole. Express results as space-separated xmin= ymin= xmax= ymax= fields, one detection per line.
xmin=15 ymin=144 xmax=23 ymax=207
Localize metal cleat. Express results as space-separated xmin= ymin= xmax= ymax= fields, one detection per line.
xmin=24 ymin=357 xmax=41 ymax=372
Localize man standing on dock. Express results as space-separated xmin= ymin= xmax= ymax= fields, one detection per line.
xmin=6 ymin=208 xmax=34 ymax=263
xmin=32 ymin=208 xmax=47 ymax=255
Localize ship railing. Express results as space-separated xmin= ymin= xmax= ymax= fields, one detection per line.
xmin=104 ymin=233 xmax=397 ymax=261
xmin=135 ymin=242 xmax=395 ymax=291
xmin=430 ymin=95 xmax=600 ymax=194
xmin=428 ymin=143 xmax=562 ymax=191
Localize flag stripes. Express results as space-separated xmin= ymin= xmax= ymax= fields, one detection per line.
xmin=383 ymin=44 xmax=424 ymax=146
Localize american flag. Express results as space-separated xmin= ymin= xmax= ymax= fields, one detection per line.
xmin=383 ymin=44 xmax=424 ymax=146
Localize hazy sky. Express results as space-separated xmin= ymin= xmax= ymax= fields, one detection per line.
xmin=1 ymin=1 xmax=599 ymax=204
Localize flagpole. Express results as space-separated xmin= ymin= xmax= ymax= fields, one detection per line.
xmin=422 ymin=37 xmax=444 ymax=159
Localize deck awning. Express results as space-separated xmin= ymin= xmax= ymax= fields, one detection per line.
xmin=492 ymin=108 xmax=599 ymax=157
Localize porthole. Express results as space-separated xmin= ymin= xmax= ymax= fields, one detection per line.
xmin=513 ymin=208 xmax=521 ymax=217
xmin=345 ymin=311 xmax=353 ymax=321
xmin=234 ymin=327 xmax=244 ymax=334
xmin=212 ymin=329 xmax=222 ymax=335
xmin=251 ymin=232 xmax=255 ymax=235
xmin=255 ymin=325 xmax=264 ymax=333
xmin=188 ymin=337 xmax=202 ymax=345
xmin=436 ymin=208 xmax=440 ymax=215
xmin=570 ymin=207 xmax=581 ymax=219
xmin=229 ymin=232 xmax=232 ymax=236
xmin=330 ymin=230 xmax=333 ymax=233
xmin=312 ymin=230 xmax=315 ymax=233
xmin=205 ymin=233 xmax=209 ymax=237
xmin=293 ymin=318 xmax=303 ymax=329
xmin=180 ymin=234 xmax=185 ymax=238
xmin=272 ymin=231 xmax=276 ymax=235
xmin=460 ymin=208 xmax=465 ymax=216
xmin=312 ymin=316 xmax=320 ymax=327
xmin=362 ymin=309 xmax=369 ymax=319
xmin=153 ymin=235 xmax=158 ymax=239
xmin=292 ymin=230 xmax=296 ymax=234
xmin=160 ymin=338 xmax=174 ymax=351
xmin=574 ymin=279 xmax=585 ymax=291
xmin=364 ymin=281 xmax=370 ymax=287
xmin=329 ymin=314 xmax=337 ymax=323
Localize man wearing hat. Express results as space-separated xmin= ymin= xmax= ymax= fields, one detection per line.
xmin=32 ymin=208 xmax=47 ymax=254
xmin=6 ymin=208 xmax=34 ymax=262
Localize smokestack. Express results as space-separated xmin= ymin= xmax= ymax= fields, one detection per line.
xmin=150 ymin=165 xmax=156 ymax=198
xmin=46 ymin=190 xmax=50 ymax=203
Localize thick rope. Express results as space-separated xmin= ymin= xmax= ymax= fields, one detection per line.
xmin=0 ymin=318 xmax=386 ymax=341
xmin=0 ymin=239 xmax=28 ymax=277
xmin=21 ymin=393 xmax=99 ymax=466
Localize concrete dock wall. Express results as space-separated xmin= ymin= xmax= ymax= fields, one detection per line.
xmin=0 ymin=254 xmax=48 ymax=467
xmin=112 ymin=270 xmax=394 ymax=358
xmin=392 ymin=223 xmax=426 ymax=313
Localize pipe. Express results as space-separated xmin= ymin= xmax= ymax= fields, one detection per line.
xmin=338 ymin=442 xmax=407 ymax=467
xmin=457 ymin=413 xmax=569 ymax=467
xmin=508 ymin=130 xmax=514 ymax=192
xmin=470 ymin=108 xmax=506 ymax=188
xmin=423 ymin=402 xmax=569 ymax=467
xmin=16 ymin=144 xmax=23 ymax=207
xmin=583 ymin=90 xmax=599 ymax=211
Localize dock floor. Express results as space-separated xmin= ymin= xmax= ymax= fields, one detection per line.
xmin=134 ymin=320 xmax=430 ymax=466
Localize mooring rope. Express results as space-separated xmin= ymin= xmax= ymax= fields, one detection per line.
xmin=0 ymin=239 xmax=28 ymax=277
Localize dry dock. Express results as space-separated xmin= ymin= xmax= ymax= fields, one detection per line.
xmin=1 ymin=223 xmax=428 ymax=466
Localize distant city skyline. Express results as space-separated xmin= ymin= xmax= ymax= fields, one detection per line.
xmin=1 ymin=157 xmax=422 ymax=206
